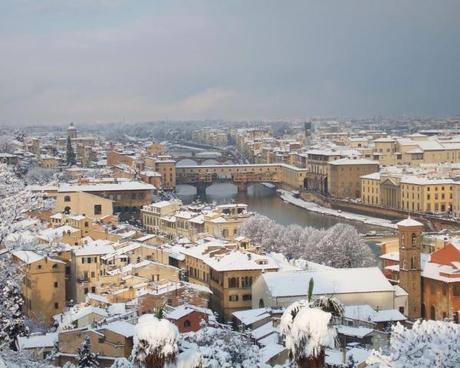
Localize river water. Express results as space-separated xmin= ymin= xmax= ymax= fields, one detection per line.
xmin=176 ymin=183 xmax=381 ymax=232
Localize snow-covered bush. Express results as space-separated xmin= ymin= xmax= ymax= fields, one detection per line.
xmin=238 ymin=215 xmax=374 ymax=267
xmin=77 ymin=336 xmax=99 ymax=367
xmin=179 ymin=322 xmax=269 ymax=368
xmin=367 ymin=320 xmax=460 ymax=368
xmin=0 ymin=164 xmax=43 ymax=248
xmin=132 ymin=314 xmax=179 ymax=368
xmin=280 ymin=300 xmax=336 ymax=368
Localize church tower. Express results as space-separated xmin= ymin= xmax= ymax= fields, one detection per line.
xmin=397 ymin=217 xmax=423 ymax=319
xmin=67 ymin=122 xmax=77 ymax=139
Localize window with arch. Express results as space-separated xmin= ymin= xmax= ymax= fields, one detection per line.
xmin=411 ymin=233 xmax=417 ymax=247
xmin=183 ymin=320 xmax=191 ymax=328
xmin=411 ymin=256 xmax=417 ymax=270
xmin=228 ymin=277 xmax=239 ymax=288
xmin=64 ymin=206 xmax=71 ymax=214
xmin=431 ymin=305 xmax=436 ymax=320
xmin=259 ymin=299 xmax=264 ymax=308
xmin=64 ymin=195 xmax=71 ymax=202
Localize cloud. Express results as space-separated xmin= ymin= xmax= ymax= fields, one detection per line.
xmin=0 ymin=0 xmax=459 ymax=125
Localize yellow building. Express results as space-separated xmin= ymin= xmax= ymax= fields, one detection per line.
xmin=70 ymin=242 xmax=115 ymax=303
xmin=400 ymin=177 xmax=453 ymax=213
xmin=56 ymin=181 xmax=154 ymax=220
xmin=361 ymin=172 xmax=454 ymax=214
xmin=328 ymin=158 xmax=379 ymax=199
xmin=13 ymin=251 xmax=67 ymax=325
xmin=178 ymin=240 xmax=279 ymax=321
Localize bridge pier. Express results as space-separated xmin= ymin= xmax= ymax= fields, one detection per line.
xmin=194 ymin=182 xmax=209 ymax=197
xmin=236 ymin=182 xmax=248 ymax=192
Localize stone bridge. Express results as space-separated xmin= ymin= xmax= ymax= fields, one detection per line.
xmin=176 ymin=163 xmax=308 ymax=192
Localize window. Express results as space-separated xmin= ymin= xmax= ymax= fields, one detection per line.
xmin=82 ymin=258 xmax=85 ymax=264
xmin=184 ymin=320 xmax=191 ymax=328
xmin=411 ymin=233 xmax=417 ymax=247
xmin=52 ymin=264 xmax=58 ymax=269
xmin=91 ymin=286 xmax=96 ymax=293
xmin=87 ymin=257 xmax=92 ymax=264
xmin=84 ymin=288 xmax=89 ymax=294
xmin=64 ymin=195 xmax=71 ymax=202
xmin=228 ymin=277 xmax=239 ymax=288
xmin=38 ymin=265 xmax=42 ymax=270
xmin=54 ymin=302 xmax=59 ymax=309
xmin=453 ymin=285 xmax=460 ymax=297
xmin=242 ymin=294 xmax=252 ymax=301
xmin=54 ymin=282 xmax=58 ymax=288
xmin=91 ymin=271 xmax=95 ymax=278
xmin=94 ymin=205 xmax=102 ymax=215
xmin=229 ymin=295 xmax=239 ymax=302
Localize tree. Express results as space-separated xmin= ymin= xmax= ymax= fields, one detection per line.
xmin=0 ymin=277 xmax=29 ymax=349
xmin=131 ymin=314 xmax=179 ymax=368
xmin=308 ymin=223 xmax=374 ymax=268
xmin=0 ymin=135 xmax=17 ymax=154
xmin=77 ymin=336 xmax=99 ymax=368
xmin=180 ymin=321 xmax=268 ymax=368
xmin=0 ymin=164 xmax=43 ymax=248
xmin=238 ymin=215 xmax=375 ymax=268
xmin=24 ymin=166 xmax=57 ymax=185
xmin=279 ymin=300 xmax=337 ymax=368
xmin=367 ymin=320 xmax=460 ymax=368
xmin=66 ymin=136 xmax=76 ymax=166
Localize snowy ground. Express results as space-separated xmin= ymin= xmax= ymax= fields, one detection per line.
xmin=279 ymin=190 xmax=398 ymax=230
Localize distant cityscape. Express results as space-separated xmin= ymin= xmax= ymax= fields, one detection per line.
xmin=0 ymin=118 xmax=459 ymax=367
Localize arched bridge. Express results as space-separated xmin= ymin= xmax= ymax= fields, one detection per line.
xmin=176 ymin=163 xmax=307 ymax=191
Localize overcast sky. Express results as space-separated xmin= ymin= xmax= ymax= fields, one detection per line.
xmin=1 ymin=0 xmax=459 ymax=125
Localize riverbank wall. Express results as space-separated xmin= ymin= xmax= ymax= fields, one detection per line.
xmin=301 ymin=192 xmax=460 ymax=232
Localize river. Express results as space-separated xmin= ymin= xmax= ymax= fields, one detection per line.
xmin=176 ymin=183 xmax=383 ymax=232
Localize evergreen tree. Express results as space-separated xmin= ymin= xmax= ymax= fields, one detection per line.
xmin=77 ymin=336 xmax=99 ymax=368
xmin=66 ymin=136 xmax=76 ymax=166
xmin=0 ymin=278 xmax=29 ymax=349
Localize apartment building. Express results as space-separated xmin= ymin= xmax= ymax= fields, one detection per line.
xmin=328 ymin=158 xmax=379 ymax=199
xmin=70 ymin=242 xmax=115 ymax=303
xmin=13 ymin=251 xmax=67 ymax=325
xmin=177 ymin=240 xmax=279 ymax=321
xmin=55 ymin=181 xmax=155 ymax=220
xmin=361 ymin=171 xmax=454 ymax=214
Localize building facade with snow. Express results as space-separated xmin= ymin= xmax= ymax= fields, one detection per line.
xmin=251 ymin=267 xmax=396 ymax=311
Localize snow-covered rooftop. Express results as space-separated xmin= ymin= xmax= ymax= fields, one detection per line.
xmin=261 ymin=267 xmax=394 ymax=298
xmin=58 ymin=182 xmax=155 ymax=192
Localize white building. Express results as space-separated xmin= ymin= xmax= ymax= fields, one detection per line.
xmin=251 ymin=266 xmax=397 ymax=310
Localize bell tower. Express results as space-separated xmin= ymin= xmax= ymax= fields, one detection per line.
xmin=397 ymin=217 xmax=423 ymax=319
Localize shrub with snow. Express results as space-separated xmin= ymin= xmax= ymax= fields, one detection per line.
xmin=280 ymin=300 xmax=336 ymax=364
xmin=367 ymin=320 xmax=460 ymax=368
xmin=132 ymin=314 xmax=179 ymax=368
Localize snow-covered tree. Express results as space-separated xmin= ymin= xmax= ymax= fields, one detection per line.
xmin=280 ymin=300 xmax=337 ymax=368
xmin=367 ymin=320 xmax=460 ymax=368
xmin=24 ymin=166 xmax=57 ymax=185
xmin=308 ymin=223 xmax=374 ymax=268
xmin=111 ymin=358 xmax=133 ymax=368
xmin=77 ymin=336 xmax=99 ymax=368
xmin=238 ymin=215 xmax=375 ymax=268
xmin=179 ymin=321 xmax=268 ymax=368
xmin=66 ymin=136 xmax=76 ymax=166
xmin=0 ymin=135 xmax=17 ymax=154
xmin=0 ymin=277 xmax=29 ymax=349
xmin=0 ymin=164 xmax=43 ymax=248
xmin=132 ymin=314 xmax=179 ymax=368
